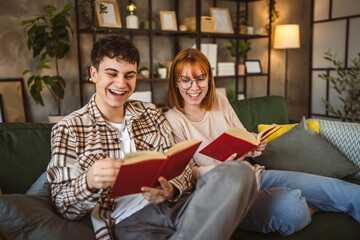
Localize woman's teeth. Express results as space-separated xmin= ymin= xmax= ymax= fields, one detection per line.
xmin=188 ymin=93 xmax=201 ymax=97
xmin=109 ymin=89 xmax=126 ymax=95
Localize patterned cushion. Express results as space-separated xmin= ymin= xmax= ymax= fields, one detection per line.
xmin=309 ymin=119 xmax=360 ymax=179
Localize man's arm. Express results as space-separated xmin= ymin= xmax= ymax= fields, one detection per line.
xmin=47 ymin=123 xmax=105 ymax=220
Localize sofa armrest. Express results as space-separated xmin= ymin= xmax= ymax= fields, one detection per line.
xmin=230 ymin=95 xmax=289 ymax=132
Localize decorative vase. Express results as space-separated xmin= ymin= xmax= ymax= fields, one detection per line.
xmin=126 ymin=15 xmax=139 ymax=29
xmin=158 ymin=68 xmax=167 ymax=79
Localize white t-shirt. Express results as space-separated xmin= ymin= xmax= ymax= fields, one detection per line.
xmin=108 ymin=121 xmax=150 ymax=224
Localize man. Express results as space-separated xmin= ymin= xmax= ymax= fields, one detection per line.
xmin=47 ymin=35 xmax=258 ymax=240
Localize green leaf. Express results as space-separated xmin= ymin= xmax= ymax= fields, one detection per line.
xmin=27 ymin=75 xmax=36 ymax=86
xmin=21 ymin=19 xmax=35 ymax=26
xmin=63 ymin=4 xmax=74 ymax=12
xmin=57 ymin=76 xmax=66 ymax=88
xmin=22 ymin=69 xmax=32 ymax=75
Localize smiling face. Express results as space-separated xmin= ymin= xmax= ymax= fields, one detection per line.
xmin=90 ymin=57 xmax=137 ymax=122
xmin=177 ymin=63 xmax=209 ymax=109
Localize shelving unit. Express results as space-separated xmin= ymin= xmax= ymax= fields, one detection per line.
xmin=74 ymin=0 xmax=272 ymax=106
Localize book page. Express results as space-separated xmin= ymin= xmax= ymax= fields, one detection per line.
xmin=167 ymin=139 xmax=201 ymax=156
xmin=225 ymin=127 xmax=259 ymax=145
xmin=124 ymin=151 xmax=166 ymax=165
xmin=257 ymin=124 xmax=281 ymax=142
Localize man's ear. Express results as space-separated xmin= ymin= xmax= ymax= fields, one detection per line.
xmin=89 ymin=66 xmax=97 ymax=83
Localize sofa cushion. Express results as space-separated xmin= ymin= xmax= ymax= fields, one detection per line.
xmin=0 ymin=122 xmax=54 ymax=194
xmin=314 ymin=119 xmax=360 ymax=179
xmin=0 ymin=172 xmax=95 ymax=240
xmin=230 ymin=95 xmax=289 ymax=133
xmin=255 ymin=117 xmax=359 ymax=178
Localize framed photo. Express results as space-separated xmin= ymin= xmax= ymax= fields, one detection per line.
xmin=245 ymin=60 xmax=262 ymax=75
xmin=160 ymin=11 xmax=178 ymax=31
xmin=209 ymin=7 xmax=233 ymax=34
xmin=0 ymin=94 xmax=4 ymax=123
xmin=0 ymin=78 xmax=27 ymax=122
xmin=95 ymin=0 xmax=122 ymax=28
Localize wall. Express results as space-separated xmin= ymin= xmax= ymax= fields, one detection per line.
xmin=259 ymin=0 xmax=311 ymax=120
xmin=1 ymin=0 xmax=311 ymax=122
xmin=0 ymin=0 xmax=80 ymax=122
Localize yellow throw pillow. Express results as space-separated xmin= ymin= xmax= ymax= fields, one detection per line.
xmin=258 ymin=120 xmax=319 ymax=142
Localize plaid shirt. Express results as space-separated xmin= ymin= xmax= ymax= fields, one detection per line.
xmin=47 ymin=95 xmax=194 ymax=239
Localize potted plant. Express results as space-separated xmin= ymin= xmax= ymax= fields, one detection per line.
xmin=227 ymin=39 xmax=251 ymax=75
xmin=157 ymin=63 xmax=167 ymax=79
xmin=139 ymin=66 xmax=150 ymax=78
xmin=21 ymin=4 xmax=74 ymax=121
xmin=265 ymin=0 xmax=280 ymax=34
xmin=238 ymin=9 xmax=248 ymax=35
xmin=318 ymin=50 xmax=360 ymax=123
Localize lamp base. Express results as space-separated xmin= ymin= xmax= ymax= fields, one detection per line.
xmin=126 ymin=15 xmax=139 ymax=29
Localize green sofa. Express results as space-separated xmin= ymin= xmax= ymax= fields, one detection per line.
xmin=0 ymin=95 xmax=359 ymax=240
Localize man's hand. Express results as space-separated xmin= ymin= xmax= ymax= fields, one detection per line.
xmin=86 ymin=157 xmax=122 ymax=192
xmin=141 ymin=177 xmax=175 ymax=204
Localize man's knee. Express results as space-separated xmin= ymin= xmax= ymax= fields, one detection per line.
xmin=219 ymin=161 xmax=256 ymax=185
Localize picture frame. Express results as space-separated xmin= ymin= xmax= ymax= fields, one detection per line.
xmin=245 ymin=60 xmax=262 ymax=75
xmin=160 ymin=11 xmax=178 ymax=31
xmin=0 ymin=78 xmax=27 ymax=122
xmin=0 ymin=94 xmax=4 ymax=123
xmin=95 ymin=0 xmax=122 ymax=28
xmin=209 ymin=7 xmax=234 ymax=34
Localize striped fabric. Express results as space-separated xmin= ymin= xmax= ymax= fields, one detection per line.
xmin=47 ymin=95 xmax=195 ymax=239
xmin=309 ymin=119 xmax=360 ymax=179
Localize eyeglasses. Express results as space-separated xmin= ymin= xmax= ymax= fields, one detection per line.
xmin=177 ymin=76 xmax=209 ymax=90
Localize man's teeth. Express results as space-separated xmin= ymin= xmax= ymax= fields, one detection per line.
xmin=109 ymin=89 xmax=126 ymax=95
xmin=188 ymin=93 xmax=200 ymax=97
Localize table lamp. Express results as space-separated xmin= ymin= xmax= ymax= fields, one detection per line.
xmin=273 ymin=24 xmax=300 ymax=100
xmin=126 ymin=0 xmax=138 ymax=29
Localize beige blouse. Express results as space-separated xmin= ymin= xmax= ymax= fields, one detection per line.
xmin=165 ymin=93 xmax=264 ymax=188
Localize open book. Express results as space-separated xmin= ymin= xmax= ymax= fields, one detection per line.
xmin=199 ymin=124 xmax=281 ymax=161
xmin=109 ymin=139 xmax=202 ymax=198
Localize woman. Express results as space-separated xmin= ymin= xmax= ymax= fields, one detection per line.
xmin=165 ymin=48 xmax=360 ymax=236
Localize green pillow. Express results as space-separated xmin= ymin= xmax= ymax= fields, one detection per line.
xmin=255 ymin=117 xmax=359 ymax=178
xmin=0 ymin=172 xmax=95 ymax=240
xmin=230 ymin=96 xmax=289 ymax=132
xmin=0 ymin=122 xmax=53 ymax=193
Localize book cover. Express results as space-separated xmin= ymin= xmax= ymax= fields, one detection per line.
xmin=109 ymin=139 xmax=201 ymax=198
xmin=199 ymin=124 xmax=280 ymax=161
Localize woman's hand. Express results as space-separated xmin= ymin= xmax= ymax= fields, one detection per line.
xmin=141 ymin=177 xmax=175 ymax=204
xmin=255 ymin=138 xmax=267 ymax=152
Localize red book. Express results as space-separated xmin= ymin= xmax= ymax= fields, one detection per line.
xmin=109 ymin=139 xmax=201 ymax=198
xmin=199 ymin=124 xmax=281 ymax=161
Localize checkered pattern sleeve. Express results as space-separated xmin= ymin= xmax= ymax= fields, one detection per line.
xmin=47 ymin=121 xmax=101 ymax=220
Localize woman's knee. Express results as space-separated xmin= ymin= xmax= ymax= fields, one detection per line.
xmin=269 ymin=188 xmax=311 ymax=236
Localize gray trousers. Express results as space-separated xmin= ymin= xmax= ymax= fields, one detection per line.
xmin=114 ymin=161 xmax=258 ymax=240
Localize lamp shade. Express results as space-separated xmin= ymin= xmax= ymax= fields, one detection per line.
xmin=273 ymin=24 xmax=300 ymax=49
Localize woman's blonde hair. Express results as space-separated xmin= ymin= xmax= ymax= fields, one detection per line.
xmin=167 ymin=48 xmax=216 ymax=113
